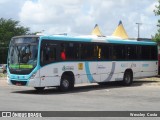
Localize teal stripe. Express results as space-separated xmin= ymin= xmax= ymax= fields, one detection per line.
xmin=40 ymin=36 xmax=92 ymax=42
xmin=85 ymin=62 xmax=94 ymax=83
xmin=40 ymin=35 xmax=157 ymax=45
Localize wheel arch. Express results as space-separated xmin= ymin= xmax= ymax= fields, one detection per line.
xmin=124 ymin=69 xmax=133 ymax=78
xmin=61 ymin=71 xmax=75 ymax=84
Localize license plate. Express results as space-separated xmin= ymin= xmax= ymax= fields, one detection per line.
xmin=16 ymin=82 xmax=22 ymax=86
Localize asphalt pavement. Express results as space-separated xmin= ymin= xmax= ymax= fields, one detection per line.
xmin=0 ymin=77 xmax=160 ymax=120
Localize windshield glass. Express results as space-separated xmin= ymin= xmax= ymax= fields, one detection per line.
xmin=8 ymin=37 xmax=39 ymax=71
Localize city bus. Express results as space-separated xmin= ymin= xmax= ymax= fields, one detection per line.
xmin=7 ymin=35 xmax=158 ymax=92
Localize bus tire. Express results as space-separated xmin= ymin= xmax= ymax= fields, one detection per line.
xmin=122 ymin=70 xmax=133 ymax=86
xmin=59 ymin=75 xmax=73 ymax=92
xmin=34 ymin=87 xmax=45 ymax=91
xmin=98 ymin=82 xmax=108 ymax=85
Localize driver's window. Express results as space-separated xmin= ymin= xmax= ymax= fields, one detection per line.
xmin=20 ymin=46 xmax=31 ymax=63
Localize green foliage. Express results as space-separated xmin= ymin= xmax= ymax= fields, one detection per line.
xmin=0 ymin=18 xmax=29 ymax=47
xmin=153 ymin=0 xmax=160 ymax=42
xmin=0 ymin=18 xmax=30 ymax=63
xmin=154 ymin=0 xmax=160 ymax=16
xmin=152 ymin=33 xmax=160 ymax=42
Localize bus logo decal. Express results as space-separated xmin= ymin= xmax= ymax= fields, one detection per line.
xmin=62 ymin=66 xmax=74 ymax=71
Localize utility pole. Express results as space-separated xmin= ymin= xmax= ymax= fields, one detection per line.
xmin=136 ymin=23 xmax=142 ymax=39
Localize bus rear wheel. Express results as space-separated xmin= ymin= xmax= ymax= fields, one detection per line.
xmin=59 ymin=75 xmax=73 ymax=92
xmin=122 ymin=71 xmax=133 ymax=86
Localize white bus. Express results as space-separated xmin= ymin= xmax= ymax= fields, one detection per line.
xmin=7 ymin=35 xmax=158 ymax=91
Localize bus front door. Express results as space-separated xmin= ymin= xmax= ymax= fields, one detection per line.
xmin=40 ymin=41 xmax=60 ymax=87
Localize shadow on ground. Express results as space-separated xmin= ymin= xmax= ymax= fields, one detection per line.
xmin=11 ymin=80 xmax=160 ymax=95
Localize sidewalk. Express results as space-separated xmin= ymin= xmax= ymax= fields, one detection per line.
xmin=137 ymin=77 xmax=160 ymax=86
xmin=0 ymin=77 xmax=7 ymax=86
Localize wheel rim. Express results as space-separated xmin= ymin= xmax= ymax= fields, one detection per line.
xmin=62 ymin=79 xmax=69 ymax=88
xmin=125 ymin=74 xmax=131 ymax=84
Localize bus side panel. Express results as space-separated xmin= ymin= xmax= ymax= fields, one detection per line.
xmin=84 ymin=62 xmax=100 ymax=83
xmin=99 ymin=61 xmax=137 ymax=82
xmin=39 ymin=62 xmax=103 ymax=87
xmin=114 ymin=62 xmax=129 ymax=81
xmin=131 ymin=62 xmax=141 ymax=78
xmin=39 ymin=64 xmax=61 ymax=87
xmin=98 ymin=61 xmax=117 ymax=82
xmin=140 ymin=61 xmax=158 ymax=77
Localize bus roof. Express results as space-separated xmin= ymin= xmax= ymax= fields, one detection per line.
xmin=12 ymin=35 xmax=40 ymax=39
xmin=40 ymin=35 xmax=157 ymax=46
xmin=12 ymin=35 xmax=157 ymax=46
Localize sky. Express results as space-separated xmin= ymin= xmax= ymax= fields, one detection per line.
xmin=0 ymin=0 xmax=159 ymax=38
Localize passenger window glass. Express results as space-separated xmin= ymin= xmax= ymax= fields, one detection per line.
xmin=96 ymin=45 xmax=110 ymax=60
xmin=41 ymin=41 xmax=57 ymax=66
xmin=80 ymin=43 xmax=97 ymax=60
xmin=60 ymin=43 xmax=79 ymax=60
xmin=112 ymin=45 xmax=125 ymax=60
xmin=126 ymin=45 xmax=137 ymax=60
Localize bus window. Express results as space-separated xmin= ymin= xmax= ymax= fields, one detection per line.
xmin=61 ymin=42 xmax=79 ymax=60
xmin=151 ymin=46 xmax=158 ymax=60
xmin=40 ymin=41 xmax=57 ymax=66
xmin=61 ymin=49 xmax=66 ymax=60
xmin=141 ymin=46 xmax=151 ymax=60
xmin=112 ymin=45 xmax=125 ymax=60
xmin=80 ymin=43 xmax=96 ymax=60
xmin=126 ymin=45 xmax=137 ymax=60
xmin=97 ymin=44 xmax=110 ymax=60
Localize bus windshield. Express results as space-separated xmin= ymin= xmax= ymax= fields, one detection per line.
xmin=8 ymin=37 xmax=39 ymax=74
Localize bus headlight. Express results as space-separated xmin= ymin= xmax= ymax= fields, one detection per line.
xmin=30 ymin=73 xmax=36 ymax=79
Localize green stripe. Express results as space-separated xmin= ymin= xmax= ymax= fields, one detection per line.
xmin=10 ymin=64 xmax=33 ymax=69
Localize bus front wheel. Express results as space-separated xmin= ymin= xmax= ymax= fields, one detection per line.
xmin=122 ymin=71 xmax=133 ymax=86
xmin=59 ymin=75 xmax=73 ymax=92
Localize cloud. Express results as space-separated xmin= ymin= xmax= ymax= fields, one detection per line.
xmin=18 ymin=0 xmax=158 ymax=38
xmin=19 ymin=0 xmax=85 ymax=34
xmin=0 ymin=0 xmax=9 ymax=4
xmin=0 ymin=0 xmax=26 ymax=20
xmin=145 ymin=1 xmax=158 ymax=15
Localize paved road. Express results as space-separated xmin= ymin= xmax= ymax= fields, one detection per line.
xmin=0 ymin=77 xmax=160 ymax=119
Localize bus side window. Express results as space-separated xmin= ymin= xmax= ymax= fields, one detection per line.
xmin=61 ymin=49 xmax=66 ymax=60
xmin=41 ymin=46 xmax=49 ymax=65
xmin=60 ymin=43 xmax=66 ymax=60
xmin=40 ymin=41 xmax=57 ymax=66
xmin=40 ymin=48 xmax=44 ymax=63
